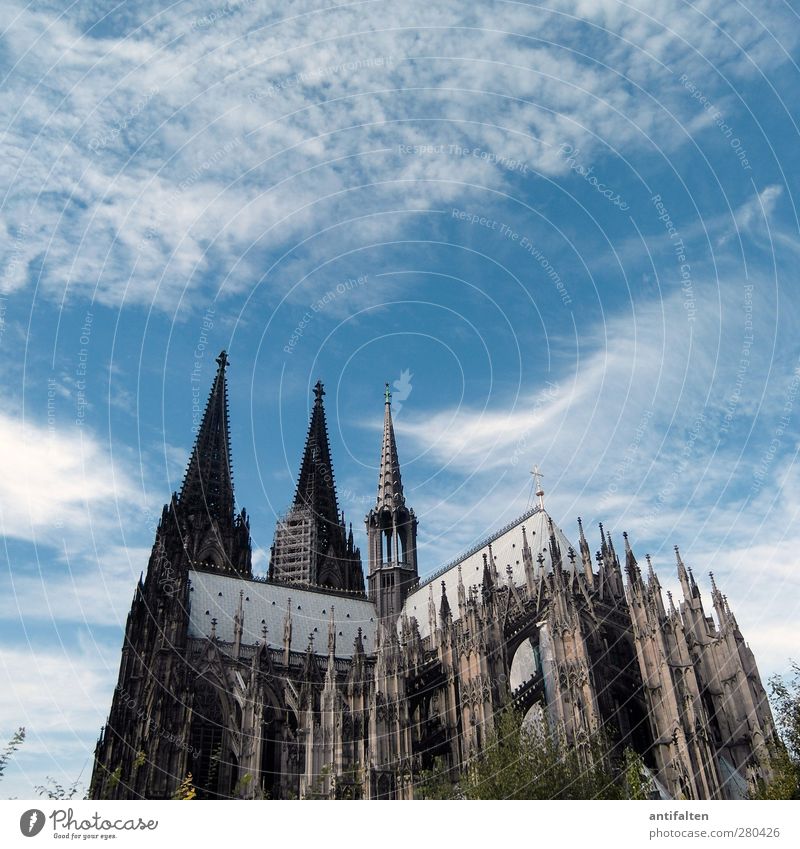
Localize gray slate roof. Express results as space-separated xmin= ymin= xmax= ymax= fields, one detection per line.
xmin=401 ymin=506 xmax=576 ymax=639
xmin=188 ymin=571 xmax=377 ymax=656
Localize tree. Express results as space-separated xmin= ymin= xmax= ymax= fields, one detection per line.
xmin=415 ymin=757 xmax=461 ymax=800
xmin=0 ymin=728 xmax=25 ymax=783
xmin=756 ymin=662 xmax=800 ymax=800
xmin=621 ymin=746 xmax=652 ymax=800
xmin=35 ymin=777 xmax=86 ymax=800
xmin=416 ymin=710 xmax=628 ymax=800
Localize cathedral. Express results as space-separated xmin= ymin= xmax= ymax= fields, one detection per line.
xmin=90 ymin=351 xmax=778 ymax=800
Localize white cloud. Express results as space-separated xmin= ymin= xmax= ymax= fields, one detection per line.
xmin=387 ymin=270 xmax=800 ymax=681
xmin=733 ymin=183 xmax=783 ymax=232
xmin=0 ymin=546 xmax=151 ymax=630
xmin=0 ymin=0 xmax=797 ymax=800
xmin=0 ymin=0 xmax=794 ymax=311
xmin=0 ymin=412 xmax=140 ymax=545
xmin=0 ymin=637 xmax=117 ymax=799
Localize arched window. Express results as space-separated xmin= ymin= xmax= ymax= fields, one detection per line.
xmin=189 ymin=678 xmax=226 ymax=798
xmin=260 ymin=704 xmax=280 ymax=799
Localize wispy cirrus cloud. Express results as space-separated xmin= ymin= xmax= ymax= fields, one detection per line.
xmin=733 ymin=183 xmax=783 ymax=232
xmin=1 ymin=0 xmax=796 ymax=312
xmin=391 ymin=269 xmax=799 ymax=644
xmin=1 ymin=0 xmax=799 ymax=805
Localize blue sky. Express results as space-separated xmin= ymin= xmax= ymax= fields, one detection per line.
xmin=1 ymin=0 xmax=799 ymax=798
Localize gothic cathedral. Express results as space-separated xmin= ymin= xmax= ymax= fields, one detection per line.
xmin=90 ymin=352 xmax=778 ymax=800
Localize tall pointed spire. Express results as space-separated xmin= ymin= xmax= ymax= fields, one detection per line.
xmin=367 ymin=383 xmax=418 ymax=619
xmin=179 ymin=351 xmax=234 ymax=520
xmin=294 ymin=380 xmax=340 ymax=526
xmin=270 ymin=380 xmax=364 ymax=592
xmin=378 ymin=383 xmax=405 ymax=508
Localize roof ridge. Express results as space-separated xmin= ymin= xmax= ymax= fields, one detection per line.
xmin=415 ymin=505 xmax=543 ymax=591
xmin=190 ymin=567 xmax=372 ymax=602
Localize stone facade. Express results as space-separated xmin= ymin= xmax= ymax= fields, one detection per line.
xmin=90 ymin=353 xmax=777 ymax=800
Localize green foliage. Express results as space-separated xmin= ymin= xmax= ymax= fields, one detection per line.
xmin=0 ymin=727 xmax=25 ymax=783
xmin=89 ymin=764 xmax=121 ymax=800
xmin=232 ymin=772 xmax=254 ymax=798
xmin=416 ymin=710 xmax=626 ymax=800
xmin=755 ymin=662 xmax=800 ymax=800
xmin=622 ymin=746 xmax=651 ymax=800
xmin=106 ymin=766 xmax=122 ymax=796
xmin=172 ymin=773 xmax=197 ymax=800
xmin=415 ymin=757 xmax=461 ymax=799
xmin=469 ymin=711 xmax=623 ymax=799
xmin=756 ymin=747 xmax=799 ymax=800
xmin=35 ymin=776 xmax=86 ymax=800
xmin=415 ymin=714 xmax=659 ymax=801
xmin=770 ymin=663 xmax=800 ymax=765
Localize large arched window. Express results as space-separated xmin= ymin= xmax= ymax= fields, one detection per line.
xmin=189 ymin=678 xmax=226 ymax=798
xmin=259 ymin=703 xmax=281 ymax=799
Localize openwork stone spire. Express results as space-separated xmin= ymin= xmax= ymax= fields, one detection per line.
xmin=377 ymin=383 xmax=404 ymax=508
xmin=367 ymin=383 xmax=418 ymax=620
xmin=179 ymin=351 xmax=234 ymax=520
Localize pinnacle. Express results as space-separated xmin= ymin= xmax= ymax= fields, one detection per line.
xmin=439 ymin=580 xmax=451 ymax=620
xmin=645 ymin=553 xmax=657 ymax=583
xmin=622 ymin=531 xmax=641 ymax=584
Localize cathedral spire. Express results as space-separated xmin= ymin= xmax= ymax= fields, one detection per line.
xmin=270 ymin=381 xmax=363 ymax=592
xmin=179 ymin=351 xmax=234 ymax=520
xmin=294 ymin=380 xmax=340 ymax=525
xmin=377 ymin=383 xmax=404 ymax=508
xmin=367 ymin=383 xmax=418 ymax=619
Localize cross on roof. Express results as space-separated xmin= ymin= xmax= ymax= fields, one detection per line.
xmin=531 ymin=465 xmax=545 ymax=509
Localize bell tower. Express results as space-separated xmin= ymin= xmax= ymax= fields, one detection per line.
xmin=366 ymin=384 xmax=418 ymax=619
xmin=91 ymin=350 xmax=251 ymax=799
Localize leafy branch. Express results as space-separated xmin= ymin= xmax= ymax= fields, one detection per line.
xmin=0 ymin=728 xmax=26 ymax=783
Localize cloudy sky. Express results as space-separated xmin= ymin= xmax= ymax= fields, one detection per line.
xmin=1 ymin=0 xmax=799 ymax=798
